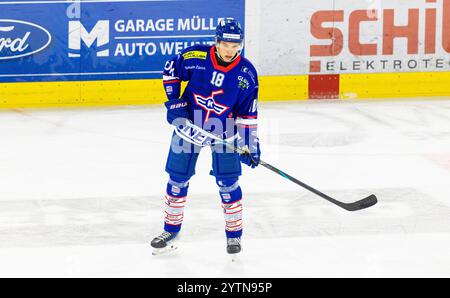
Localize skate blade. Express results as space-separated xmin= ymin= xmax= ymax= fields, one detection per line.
xmin=152 ymin=243 xmax=178 ymax=256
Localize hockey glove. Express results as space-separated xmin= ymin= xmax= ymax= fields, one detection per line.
xmin=164 ymin=98 xmax=189 ymax=125
xmin=238 ymin=137 xmax=261 ymax=168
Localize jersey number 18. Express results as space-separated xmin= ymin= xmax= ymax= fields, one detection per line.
xmin=211 ymin=71 xmax=225 ymax=87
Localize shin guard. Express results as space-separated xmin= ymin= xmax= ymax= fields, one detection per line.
xmin=164 ymin=177 xmax=189 ymax=233
xmin=217 ymin=178 xmax=243 ymax=238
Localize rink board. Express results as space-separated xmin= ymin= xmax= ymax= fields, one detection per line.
xmin=2 ymin=72 xmax=450 ymax=108
xmin=1 ymin=0 xmax=450 ymax=108
xmin=0 ymin=75 xmax=310 ymax=108
xmin=340 ymin=72 xmax=450 ymax=99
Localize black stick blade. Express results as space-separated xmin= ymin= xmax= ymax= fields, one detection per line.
xmin=342 ymin=194 xmax=378 ymax=212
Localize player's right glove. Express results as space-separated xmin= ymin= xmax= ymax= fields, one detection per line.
xmin=237 ymin=136 xmax=261 ymax=168
xmin=164 ymin=98 xmax=189 ymax=125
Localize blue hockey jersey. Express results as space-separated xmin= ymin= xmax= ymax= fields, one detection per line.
xmin=162 ymin=44 xmax=259 ymax=147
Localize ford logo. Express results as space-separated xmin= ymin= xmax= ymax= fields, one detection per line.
xmin=0 ymin=19 xmax=52 ymax=60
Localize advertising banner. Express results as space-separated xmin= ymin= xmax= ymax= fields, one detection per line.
xmin=0 ymin=0 xmax=245 ymax=82
xmin=308 ymin=0 xmax=450 ymax=74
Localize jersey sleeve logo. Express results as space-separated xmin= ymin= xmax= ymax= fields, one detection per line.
xmin=193 ymin=90 xmax=229 ymax=121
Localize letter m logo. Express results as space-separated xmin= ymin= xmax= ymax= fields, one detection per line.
xmin=68 ymin=20 xmax=109 ymax=57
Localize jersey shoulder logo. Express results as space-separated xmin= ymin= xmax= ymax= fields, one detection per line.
xmin=193 ymin=90 xmax=229 ymax=121
xmin=183 ymin=51 xmax=207 ymax=60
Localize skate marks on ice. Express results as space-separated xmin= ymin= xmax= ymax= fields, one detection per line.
xmin=278 ymin=131 xmax=366 ymax=148
xmin=0 ymin=187 xmax=449 ymax=248
xmin=0 ymin=196 xmax=159 ymax=248
xmin=266 ymin=108 xmax=368 ymax=148
xmin=245 ymin=188 xmax=450 ymax=239
xmin=4 ymin=107 xmax=169 ymax=146
xmin=264 ymin=99 xmax=450 ymax=148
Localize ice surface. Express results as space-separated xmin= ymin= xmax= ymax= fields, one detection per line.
xmin=0 ymin=98 xmax=449 ymax=277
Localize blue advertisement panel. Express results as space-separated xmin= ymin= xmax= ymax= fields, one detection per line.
xmin=0 ymin=0 xmax=245 ymax=82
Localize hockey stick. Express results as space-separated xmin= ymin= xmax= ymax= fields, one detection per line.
xmin=184 ymin=121 xmax=377 ymax=212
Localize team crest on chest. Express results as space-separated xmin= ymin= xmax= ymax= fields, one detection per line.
xmin=193 ymin=90 xmax=229 ymax=121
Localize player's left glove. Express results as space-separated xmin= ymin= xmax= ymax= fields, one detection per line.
xmin=238 ymin=137 xmax=261 ymax=168
xmin=164 ymin=98 xmax=189 ymax=125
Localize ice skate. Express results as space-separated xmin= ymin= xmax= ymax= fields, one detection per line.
xmin=226 ymin=237 xmax=241 ymax=254
xmin=226 ymin=237 xmax=242 ymax=262
xmin=151 ymin=231 xmax=179 ymax=255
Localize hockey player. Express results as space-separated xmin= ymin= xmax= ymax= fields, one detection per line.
xmin=151 ymin=18 xmax=260 ymax=255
